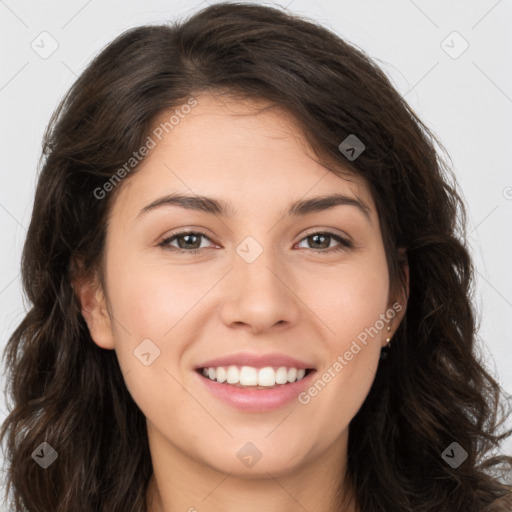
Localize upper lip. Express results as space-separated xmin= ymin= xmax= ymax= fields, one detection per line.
xmin=196 ymin=352 xmax=316 ymax=370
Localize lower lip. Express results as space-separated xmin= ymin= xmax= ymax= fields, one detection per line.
xmin=195 ymin=370 xmax=317 ymax=412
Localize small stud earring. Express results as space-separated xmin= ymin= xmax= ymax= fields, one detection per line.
xmin=380 ymin=326 xmax=392 ymax=360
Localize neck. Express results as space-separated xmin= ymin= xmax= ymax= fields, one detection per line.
xmin=145 ymin=424 xmax=358 ymax=512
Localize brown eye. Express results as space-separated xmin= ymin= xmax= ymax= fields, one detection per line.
xmin=297 ymin=232 xmax=352 ymax=253
xmin=158 ymin=231 xmax=212 ymax=254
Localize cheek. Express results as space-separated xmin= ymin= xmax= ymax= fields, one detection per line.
xmin=301 ymin=253 xmax=389 ymax=409
xmin=104 ymin=256 xmax=194 ymax=419
xmin=104 ymin=251 xmax=217 ymax=398
xmin=105 ymin=251 xmax=206 ymax=339
xmin=306 ymin=254 xmax=390 ymax=344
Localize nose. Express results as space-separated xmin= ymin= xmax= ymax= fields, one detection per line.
xmin=219 ymin=242 xmax=300 ymax=334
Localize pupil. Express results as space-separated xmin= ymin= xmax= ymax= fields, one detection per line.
xmin=311 ymin=234 xmax=328 ymax=249
xmin=181 ymin=234 xmax=199 ymax=249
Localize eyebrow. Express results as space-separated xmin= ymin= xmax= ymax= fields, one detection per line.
xmin=137 ymin=192 xmax=371 ymax=221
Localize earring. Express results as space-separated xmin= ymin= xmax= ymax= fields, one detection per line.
xmin=380 ymin=326 xmax=392 ymax=360
xmin=386 ymin=325 xmax=392 ymax=346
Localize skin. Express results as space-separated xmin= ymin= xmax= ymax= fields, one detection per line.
xmin=76 ymin=93 xmax=408 ymax=512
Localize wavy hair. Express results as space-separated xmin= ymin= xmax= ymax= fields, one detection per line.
xmin=1 ymin=2 xmax=511 ymax=511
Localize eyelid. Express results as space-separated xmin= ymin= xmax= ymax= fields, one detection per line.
xmin=157 ymin=226 xmax=215 ymax=244
xmin=157 ymin=229 xmax=214 ymax=250
xmin=158 ymin=227 xmax=353 ymax=255
xmin=299 ymin=227 xmax=352 ymax=244
xmin=158 ymin=226 xmax=351 ymax=243
xmin=295 ymin=231 xmax=352 ymax=252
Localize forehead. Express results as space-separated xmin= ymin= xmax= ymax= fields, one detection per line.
xmin=110 ymin=93 xmax=375 ymax=220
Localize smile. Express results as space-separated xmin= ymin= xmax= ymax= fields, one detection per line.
xmin=199 ymin=365 xmax=312 ymax=388
xmin=195 ymin=366 xmax=317 ymax=412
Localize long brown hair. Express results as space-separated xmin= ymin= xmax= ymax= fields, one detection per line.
xmin=2 ymin=3 xmax=511 ymax=511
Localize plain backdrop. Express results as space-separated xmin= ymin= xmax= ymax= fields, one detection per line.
xmin=1 ymin=0 xmax=511 ymax=475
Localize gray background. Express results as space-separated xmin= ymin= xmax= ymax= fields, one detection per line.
xmin=1 ymin=0 xmax=511 ymax=471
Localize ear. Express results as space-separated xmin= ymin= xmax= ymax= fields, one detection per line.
xmin=72 ymin=269 xmax=115 ymax=350
xmin=385 ymin=247 xmax=409 ymax=345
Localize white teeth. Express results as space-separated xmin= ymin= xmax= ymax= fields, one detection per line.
xmin=240 ymin=366 xmax=258 ymax=386
xmin=226 ymin=366 xmax=239 ymax=384
xmin=200 ymin=365 xmax=309 ymax=387
xmin=275 ymin=366 xmax=288 ymax=384
xmin=216 ymin=366 xmax=227 ymax=383
xmin=258 ymin=367 xmax=276 ymax=387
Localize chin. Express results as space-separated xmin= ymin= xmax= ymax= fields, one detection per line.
xmin=201 ymin=444 xmax=308 ymax=479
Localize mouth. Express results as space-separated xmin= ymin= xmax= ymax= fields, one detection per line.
xmin=195 ymin=365 xmax=317 ymax=411
xmin=196 ymin=365 xmax=316 ymax=389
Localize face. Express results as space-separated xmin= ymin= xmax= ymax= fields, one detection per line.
xmin=78 ymin=94 xmax=406 ymax=479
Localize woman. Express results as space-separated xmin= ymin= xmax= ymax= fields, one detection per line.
xmin=1 ymin=2 xmax=511 ymax=511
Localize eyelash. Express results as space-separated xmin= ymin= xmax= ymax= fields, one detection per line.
xmin=158 ymin=230 xmax=352 ymax=255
